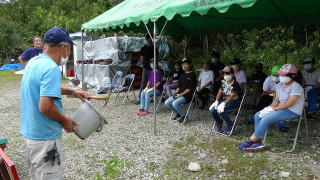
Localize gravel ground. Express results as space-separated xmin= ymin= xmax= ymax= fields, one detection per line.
xmin=1 ymin=79 xmax=320 ymax=179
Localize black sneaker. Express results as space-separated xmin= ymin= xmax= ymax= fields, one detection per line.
xmin=172 ymin=114 xmax=181 ymax=120
xmin=178 ymin=116 xmax=187 ymax=123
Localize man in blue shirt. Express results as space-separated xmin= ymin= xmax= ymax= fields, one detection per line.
xmin=18 ymin=36 xmax=43 ymax=67
xmin=20 ymin=26 xmax=89 ymax=180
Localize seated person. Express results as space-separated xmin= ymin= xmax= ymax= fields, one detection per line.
xmin=137 ymin=59 xmax=162 ymax=115
xmin=163 ymin=61 xmax=183 ymax=99
xmin=248 ymin=65 xmax=288 ymax=131
xmin=211 ymin=51 xmax=225 ymax=95
xmin=301 ymin=57 xmax=320 ymax=118
xmin=0 ymin=130 xmax=7 ymax=150
xmin=231 ymin=58 xmax=247 ymax=87
xmin=198 ymin=61 xmax=214 ymax=109
xmin=237 ymin=64 xmax=304 ymax=152
xmin=165 ymin=58 xmax=197 ymax=123
xmin=250 ymin=63 xmax=267 ymax=108
xmin=209 ymin=66 xmax=242 ymax=135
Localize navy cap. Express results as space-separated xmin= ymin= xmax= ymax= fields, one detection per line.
xmin=44 ymin=26 xmax=75 ymax=45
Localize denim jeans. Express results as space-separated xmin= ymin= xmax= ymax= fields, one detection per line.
xmin=164 ymin=83 xmax=178 ymax=98
xmin=307 ymin=88 xmax=320 ymax=112
xmin=165 ymin=96 xmax=187 ymax=116
xmin=253 ymin=109 xmax=299 ymax=138
xmin=210 ymin=99 xmax=240 ymax=127
xmin=140 ymin=89 xmax=160 ymax=110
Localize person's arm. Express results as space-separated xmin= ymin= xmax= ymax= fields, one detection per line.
xmin=215 ymin=89 xmax=223 ymax=101
xmin=272 ymin=95 xmax=300 ymax=111
xmin=223 ymin=93 xmax=237 ymax=104
xmin=155 ymin=81 xmax=161 ymax=88
xmin=269 ymin=96 xmax=280 ymax=107
xmin=264 ymin=90 xmax=276 ymax=95
xmin=61 ymin=86 xmax=89 ymax=100
xmin=18 ymin=56 xmax=26 ymax=67
xmin=39 ymin=97 xmax=78 ymax=132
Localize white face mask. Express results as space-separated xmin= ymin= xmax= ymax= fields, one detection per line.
xmin=304 ymin=64 xmax=312 ymax=70
xmin=224 ymin=75 xmax=233 ymax=81
xmin=271 ymin=76 xmax=279 ymax=83
xmin=279 ymin=76 xmax=291 ymax=84
xmin=212 ymin=58 xmax=218 ymax=63
xmin=150 ymin=63 xmax=154 ymax=69
xmin=231 ymin=65 xmax=239 ymax=71
xmin=60 ymin=56 xmax=69 ymax=66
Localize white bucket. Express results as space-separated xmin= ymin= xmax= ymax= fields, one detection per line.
xmin=71 ymin=100 xmax=107 ymax=140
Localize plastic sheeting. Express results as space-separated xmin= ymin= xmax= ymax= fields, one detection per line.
xmin=0 ymin=64 xmax=22 ymax=71
xmin=75 ymin=36 xmax=170 ymax=91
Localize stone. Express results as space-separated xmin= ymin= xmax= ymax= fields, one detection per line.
xmin=280 ymin=171 xmax=290 ymax=177
xmin=188 ymin=162 xmax=201 ymax=172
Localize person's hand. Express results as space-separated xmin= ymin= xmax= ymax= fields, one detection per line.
xmin=0 ymin=144 xmax=6 ymax=150
xmin=73 ymin=89 xmax=90 ymax=100
xmin=147 ymin=87 xmax=154 ymax=92
xmin=258 ymin=106 xmax=274 ymax=118
xmin=62 ymin=118 xmax=80 ymax=133
xmin=143 ymin=87 xmax=148 ymax=92
xmin=217 ymin=102 xmax=226 ymax=113
xmin=209 ymin=101 xmax=219 ymax=111
xmin=175 ymin=94 xmax=182 ymax=98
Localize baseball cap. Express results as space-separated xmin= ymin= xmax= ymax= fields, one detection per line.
xmin=303 ymin=57 xmax=315 ymax=64
xmin=271 ymin=65 xmax=281 ymax=76
xmin=276 ymin=64 xmax=298 ymax=76
xmin=231 ymin=58 xmax=241 ymax=65
xmin=222 ymin=66 xmax=234 ymax=73
xmin=182 ymin=57 xmax=192 ymax=64
xmin=44 ymin=26 xmax=75 ymax=45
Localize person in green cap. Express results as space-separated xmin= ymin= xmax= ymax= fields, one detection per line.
xmin=247 ymin=65 xmax=288 ymax=131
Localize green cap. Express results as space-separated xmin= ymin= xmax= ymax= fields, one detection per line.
xmin=271 ymin=65 xmax=281 ymax=76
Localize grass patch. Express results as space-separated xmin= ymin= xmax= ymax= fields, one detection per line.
xmin=146 ymin=161 xmax=159 ymax=171
xmin=163 ymin=136 xmax=317 ymax=179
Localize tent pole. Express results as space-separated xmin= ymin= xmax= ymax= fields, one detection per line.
xmin=153 ymin=22 xmax=157 ymax=136
xmin=81 ymin=30 xmax=85 ymax=91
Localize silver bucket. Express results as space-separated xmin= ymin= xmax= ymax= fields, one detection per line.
xmin=71 ymin=100 xmax=107 ymax=140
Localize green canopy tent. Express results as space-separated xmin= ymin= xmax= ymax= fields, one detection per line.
xmin=81 ymin=0 xmax=320 ymax=135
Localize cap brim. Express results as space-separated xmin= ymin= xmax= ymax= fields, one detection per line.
xmin=69 ymin=41 xmax=76 ymax=46
xmin=276 ymin=70 xmax=288 ymax=76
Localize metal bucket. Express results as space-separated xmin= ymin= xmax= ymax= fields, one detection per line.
xmin=71 ymin=100 xmax=107 ymax=140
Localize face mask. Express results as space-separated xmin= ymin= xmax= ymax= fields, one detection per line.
xmin=279 ymin=76 xmax=291 ymax=84
xmin=271 ymin=76 xmax=279 ymax=83
xmin=60 ymin=56 xmax=69 ymax=66
xmin=150 ymin=64 xmax=154 ymax=69
xmin=212 ymin=58 xmax=218 ymax=63
xmin=183 ymin=65 xmax=190 ymax=71
xmin=224 ymin=75 xmax=232 ymax=81
xmin=231 ymin=65 xmax=239 ymax=71
xmin=304 ymin=64 xmax=312 ymax=70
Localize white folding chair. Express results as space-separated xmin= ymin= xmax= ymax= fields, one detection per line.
xmin=212 ymin=88 xmax=248 ymax=136
xmin=119 ymin=74 xmax=137 ymax=104
xmin=263 ymin=108 xmax=308 ymax=153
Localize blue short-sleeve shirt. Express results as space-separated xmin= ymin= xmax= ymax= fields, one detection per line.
xmin=20 ymin=47 xmax=43 ymax=61
xmin=20 ymin=54 xmax=63 ymax=140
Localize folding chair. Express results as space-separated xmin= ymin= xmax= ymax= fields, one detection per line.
xmin=98 ymin=71 xmax=123 ymax=94
xmin=212 ymin=88 xmax=248 ymax=136
xmin=0 ymin=149 xmax=19 ymax=180
xmin=169 ymin=90 xmax=200 ymax=124
xmin=116 ymin=74 xmax=137 ymax=104
xmin=262 ymin=108 xmax=308 ymax=153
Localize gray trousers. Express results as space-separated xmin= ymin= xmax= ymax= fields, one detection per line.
xmin=139 ymin=69 xmax=150 ymax=100
xmin=25 ymin=138 xmax=64 ymax=180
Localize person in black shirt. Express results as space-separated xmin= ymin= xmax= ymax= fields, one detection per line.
xmin=211 ymin=51 xmax=225 ymax=95
xmin=209 ymin=66 xmax=241 ymax=135
xmin=250 ymin=63 xmax=267 ymax=108
xmin=163 ymin=61 xmax=183 ymax=99
xmin=165 ymin=58 xmax=197 ymax=123
xmin=137 ymin=34 xmax=156 ymax=103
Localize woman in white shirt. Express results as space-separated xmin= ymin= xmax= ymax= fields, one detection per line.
xmin=237 ymin=64 xmax=304 ymax=152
